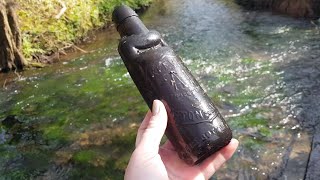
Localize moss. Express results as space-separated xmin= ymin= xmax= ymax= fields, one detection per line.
xmin=73 ymin=150 xmax=98 ymax=163
xmin=242 ymin=138 xmax=266 ymax=151
xmin=43 ymin=124 xmax=69 ymax=142
xmin=258 ymin=126 xmax=272 ymax=137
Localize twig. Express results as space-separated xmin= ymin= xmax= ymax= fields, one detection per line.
xmin=73 ymin=45 xmax=88 ymax=53
xmin=311 ymin=20 xmax=319 ymax=30
xmin=61 ymin=42 xmax=90 ymax=53
xmin=59 ymin=50 xmax=67 ymax=56
xmin=55 ymin=0 xmax=67 ymax=19
xmin=14 ymin=69 xmax=21 ymax=80
xmin=3 ymin=79 xmax=7 ymax=89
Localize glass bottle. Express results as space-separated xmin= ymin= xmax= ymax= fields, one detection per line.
xmin=113 ymin=5 xmax=232 ymax=165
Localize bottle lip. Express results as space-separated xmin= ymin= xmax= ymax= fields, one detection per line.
xmin=112 ymin=5 xmax=138 ymax=27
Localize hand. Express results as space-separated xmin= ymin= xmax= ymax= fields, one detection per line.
xmin=125 ymin=100 xmax=239 ymax=180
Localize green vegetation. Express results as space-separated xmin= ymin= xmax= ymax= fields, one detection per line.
xmin=17 ymin=0 xmax=153 ymax=61
xmin=7 ymin=57 xmax=146 ymax=126
xmin=230 ymin=110 xmax=269 ymax=128
xmin=70 ymin=129 xmax=136 ymax=179
xmin=0 ymin=51 xmax=146 ymax=178
xmin=241 ymin=138 xmax=266 ymax=151
xmin=241 ymin=58 xmax=256 ymax=64
xmin=73 ymin=150 xmax=100 ymax=163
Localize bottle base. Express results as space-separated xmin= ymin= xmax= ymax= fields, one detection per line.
xmin=194 ymin=139 xmax=232 ymax=165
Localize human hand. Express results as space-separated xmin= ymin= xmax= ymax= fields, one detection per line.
xmin=125 ymin=100 xmax=239 ymax=180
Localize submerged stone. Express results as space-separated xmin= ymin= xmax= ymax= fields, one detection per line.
xmin=1 ymin=115 xmax=22 ymax=129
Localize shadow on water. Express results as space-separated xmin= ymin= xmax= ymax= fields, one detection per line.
xmin=1 ymin=0 xmax=320 ymax=179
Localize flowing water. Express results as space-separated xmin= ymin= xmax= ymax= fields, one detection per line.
xmin=0 ymin=0 xmax=319 ymax=179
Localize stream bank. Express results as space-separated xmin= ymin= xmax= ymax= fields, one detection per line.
xmin=16 ymin=0 xmax=153 ymax=65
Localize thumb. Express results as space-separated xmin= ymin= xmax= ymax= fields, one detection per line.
xmin=135 ymin=100 xmax=168 ymax=153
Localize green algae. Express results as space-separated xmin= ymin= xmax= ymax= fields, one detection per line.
xmin=0 ymin=50 xmax=146 ymax=179
xmin=73 ymin=150 xmax=100 ymax=163
xmin=241 ymin=58 xmax=257 ymax=64
xmin=230 ymin=110 xmax=269 ymax=128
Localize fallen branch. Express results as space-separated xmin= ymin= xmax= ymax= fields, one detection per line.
xmin=55 ymin=0 xmax=67 ymax=19
xmin=61 ymin=42 xmax=91 ymax=54
xmin=73 ymin=45 xmax=88 ymax=53
xmin=29 ymin=62 xmax=46 ymax=68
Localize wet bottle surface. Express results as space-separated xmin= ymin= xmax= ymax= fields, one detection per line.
xmin=113 ymin=5 xmax=232 ymax=165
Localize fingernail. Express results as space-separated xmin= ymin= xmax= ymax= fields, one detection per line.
xmin=152 ymin=100 xmax=160 ymax=116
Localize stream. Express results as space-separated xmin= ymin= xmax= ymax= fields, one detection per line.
xmin=0 ymin=0 xmax=319 ymax=179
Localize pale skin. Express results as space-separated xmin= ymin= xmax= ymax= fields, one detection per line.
xmin=125 ymin=100 xmax=239 ymax=180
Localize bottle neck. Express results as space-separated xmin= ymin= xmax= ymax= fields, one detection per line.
xmin=117 ymin=16 xmax=149 ymax=37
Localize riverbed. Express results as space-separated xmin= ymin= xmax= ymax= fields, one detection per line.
xmin=0 ymin=0 xmax=319 ymax=179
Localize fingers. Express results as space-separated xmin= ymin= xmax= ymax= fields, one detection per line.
xmin=135 ymin=100 xmax=168 ymax=154
xmin=199 ymin=139 xmax=239 ymax=179
xmin=135 ymin=111 xmax=152 ymax=147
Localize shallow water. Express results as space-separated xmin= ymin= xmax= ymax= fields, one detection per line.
xmin=1 ymin=0 xmax=319 ymax=179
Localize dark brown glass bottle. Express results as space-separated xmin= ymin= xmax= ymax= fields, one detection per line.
xmin=113 ymin=5 xmax=232 ymax=165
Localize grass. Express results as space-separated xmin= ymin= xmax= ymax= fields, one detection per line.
xmin=16 ymin=0 xmax=153 ymax=61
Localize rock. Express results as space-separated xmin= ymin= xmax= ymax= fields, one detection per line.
xmin=281 ymin=131 xmax=311 ymax=180
xmin=305 ymin=132 xmax=320 ymax=180
xmin=1 ymin=115 xmax=22 ymax=129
